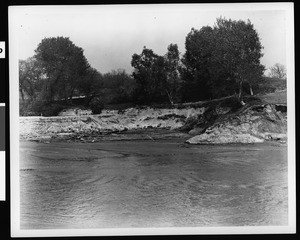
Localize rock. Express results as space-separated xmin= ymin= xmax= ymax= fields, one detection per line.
xmin=264 ymin=104 xmax=282 ymax=122
xmin=264 ymin=133 xmax=287 ymax=140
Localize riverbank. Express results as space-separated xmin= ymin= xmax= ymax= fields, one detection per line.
xmin=186 ymin=102 xmax=287 ymax=144
xmin=19 ymin=107 xmax=203 ymax=142
xmin=19 ymin=94 xmax=287 ymax=144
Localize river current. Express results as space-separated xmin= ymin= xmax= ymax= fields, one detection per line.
xmin=19 ymin=140 xmax=288 ymax=229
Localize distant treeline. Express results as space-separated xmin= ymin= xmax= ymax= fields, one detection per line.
xmin=19 ymin=17 xmax=286 ymax=116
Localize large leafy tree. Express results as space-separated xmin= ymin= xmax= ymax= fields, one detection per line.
xmin=131 ymin=47 xmax=167 ymax=103
xmin=34 ymin=37 xmax=91 ymax=103
xmin=181 ymin=26 xmax=216 ymax=101
xmin=131 ymin=45 xmax=182 ymax=104
xmin=164 ymin=43 xmax=181 ymax=104
xmin=78 ymin=67 xmax=103 ymax=104
xmin=19 ymin=57 xmax=45 ymax=101
xmin=182 ymin=17 xmax=265 ymax=102
xmin=213 ymin=18 xmax=265 ymax=101
xmin=102 ymin=69 xmax=137 ymax=103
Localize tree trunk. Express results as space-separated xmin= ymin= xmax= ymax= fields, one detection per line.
xmin=68 ymin=88 xmax=75 ymax=104
xmin=238 ymin=80 xmax=243 ymax=99
xmin=166 ymin=90 xmax=174 ymax=105
xmin=20 ymin=89 xmax=25 ymax=101
xmin=249 ymin=85 xmax=253 ymax=96
xmin=238 ymin=80 xmax=245 ymax=105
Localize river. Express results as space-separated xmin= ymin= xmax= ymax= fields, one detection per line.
xmin=19 ymin=139 xmax=288 ymax=229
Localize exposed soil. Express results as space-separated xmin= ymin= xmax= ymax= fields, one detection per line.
xmin=19 ymin=107 xmax=205 ymax=142
xmin=186 ymin=102 xmax=287 ymax=144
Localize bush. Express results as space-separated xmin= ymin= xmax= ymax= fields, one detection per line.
xmin=89 ymin=97 xmax=104 ymax=114
xmin=19 ymin=100 xmax=45 ymax=116
xmin=219 ymin=96 xmax=243 ymax=110
xmin=19 ymin=99 xmax=67 ymax=116
xmin=40 ymin=103 xmax=66 ymax=116
xmin=19 ymin=100 xmax=31 ymax=116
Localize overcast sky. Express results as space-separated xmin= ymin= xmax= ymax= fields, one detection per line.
xmin=10 ymin=3 xmax=292 ymax=74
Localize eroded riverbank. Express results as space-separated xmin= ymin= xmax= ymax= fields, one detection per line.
xmin=19 ymin=96 xmax=287 ymax=145
xmin=20 ymin=140 xmax=288 ymax=229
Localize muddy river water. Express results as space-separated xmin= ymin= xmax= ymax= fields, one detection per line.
xmin=19 ymin=140 xmax=288 ymax=229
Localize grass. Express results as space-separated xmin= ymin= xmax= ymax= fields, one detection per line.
xmin=257 ymin=90 xmax=287 ymax=105
xmin=256 ymin=76 xmax=287 ymax=94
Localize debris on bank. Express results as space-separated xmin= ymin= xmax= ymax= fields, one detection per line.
xmin=19 ymin=97 xmax=287 ymax=144
xmin=186 ymin=103 xmax=287 ymax=144
xmin=19 ymin=107 xmax=205 ymax=142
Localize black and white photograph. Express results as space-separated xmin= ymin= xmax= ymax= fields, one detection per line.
xmin=9 ymin=3 xmax=295 ymax=237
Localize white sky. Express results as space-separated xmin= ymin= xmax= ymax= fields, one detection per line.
xmin=10 ymin=3 xmax=291 ymax=74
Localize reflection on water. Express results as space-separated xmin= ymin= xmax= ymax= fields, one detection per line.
xmin=20 ymin=140 xmax=288 ymax=229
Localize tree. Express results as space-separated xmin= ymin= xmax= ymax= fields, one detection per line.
xmin=181 ymin=18 xmax=265 ymax=103
xmin=181 ymin=26 xmax=215 ymax=101
xmin=78 ymin=67 xmax=103 ymax=104
xmin=269 ymin=63 xmax=286 ymax=79
xmin=131 ymin=47 xmax=167 ymax=103
xmin=102 ymin=69 xmax=137 ymax=103
xmin=34 ymin=37 xmax=91 ymax=103
xmin=164 ymin=44 xmax=182 ymax=104
xmin=19 ymin=57 xmax=45 ymax=101
xmin=131 ymin=45 xmax=184 ymax=104
xmin=213 ymin=18 xmax=265 ymax=102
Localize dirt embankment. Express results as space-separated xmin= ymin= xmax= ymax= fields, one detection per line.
xmin=19 ymin=107 xmax=205 ymax=142
xmin=20 ymin=95 xmax=287 ymax=144
xmin=186 ymin=103 xmax=287 ymax=144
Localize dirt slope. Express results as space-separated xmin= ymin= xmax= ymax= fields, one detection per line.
xmin=186 ymin=103 xmax=287 ymax=144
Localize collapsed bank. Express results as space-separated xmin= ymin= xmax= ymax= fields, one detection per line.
xmin=19 ymin=96 xmax=287 ymax=144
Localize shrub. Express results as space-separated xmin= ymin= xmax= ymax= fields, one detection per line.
xmin=89 ymin=97 xmax=104 ymax=114
xmin=19 ymin=99 xmax=67 ymax=116
xmin=19 ymin=100 xmax=31 ymax=116
xmin=19 ymin=100 xmax=45 ymax=116
xmin=39 ymin=103 xmax=65 ymax=116
xmin=219 ymin=96 xmax=243 ymax=111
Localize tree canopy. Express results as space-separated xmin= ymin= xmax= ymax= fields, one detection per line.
xmin=102 ymin=69 xmax=137 ymax=103
xmin=181 ymin=17 xmax=265 ymax=102
xmin=131 ymin=47 xmax=166 ymax=103
xmin=19 ymin=37 xmax=105 ymax=115
xmin=34 ymin=37 xmax=91 ymax=102
xmin=268 ymin=63 xmax=287 ymax=80
xmin=164 ymin=44 xmax=182 ymax=104
xmin=19 ymin=57 xmax=45 ymax=101
xmin=131 ymin=44 xmax=181 ymax=104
